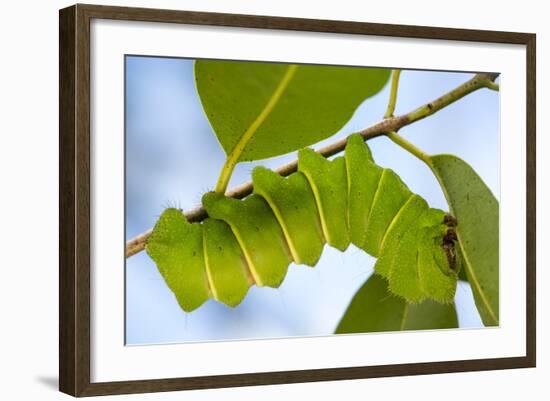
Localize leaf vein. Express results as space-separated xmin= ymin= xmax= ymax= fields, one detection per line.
xmin=456 ymin=232 xmax=498 ymax=325
xmin=216 ymin=64 xmax=299 ymax=193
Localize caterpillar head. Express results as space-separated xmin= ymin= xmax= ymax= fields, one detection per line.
xmin=442 ymin=214 xmax=459 ymax=273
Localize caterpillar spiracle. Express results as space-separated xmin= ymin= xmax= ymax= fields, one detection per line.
xmin=146 ymin=134 xmax=459 ymax=312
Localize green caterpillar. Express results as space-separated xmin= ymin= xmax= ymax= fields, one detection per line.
xmin=146 ymin=134 xmax=459 ymax=312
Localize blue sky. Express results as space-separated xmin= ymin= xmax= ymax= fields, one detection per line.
xmin=125 ymin=56 xmax=499 ymax=345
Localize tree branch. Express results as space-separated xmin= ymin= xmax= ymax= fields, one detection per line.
xmin=126 ymin=72 xmax=499 ymax=258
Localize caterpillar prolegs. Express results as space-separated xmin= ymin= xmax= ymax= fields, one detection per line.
xmin=146 ymin=134 xmax=459 ymax=312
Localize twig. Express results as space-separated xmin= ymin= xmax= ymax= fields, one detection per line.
xmin=384 ymin=70 xmax=402 ymax=118
xmin=126 ymin=72 xmax=499 ymax=258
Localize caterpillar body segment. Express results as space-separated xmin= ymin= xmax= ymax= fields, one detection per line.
xmin=384 ymin=208 xmax=456 ymax=304
xmin=362 ymin=169 xmax=412 ymax=256
xmin=386 ymin=216 xmax=427 ymax=303
xmin=374 ymin=194 xmax=429 ymax=277
xmin=384 ymin=208 xmax=444 ymax=303
xmin=146 ymin=134 xmax=459 ymax=312
xmin=145 ymin=208 xmax=210 ymax=312
xmin=252 ymin=167 xmax=324 ymax=266
xmin=298 ymin=148 xmax=350 ymax=251
xmin=345 ymin=134 xmax=383 ymax=247
xmin=202 ymin=218 xmax=251 ymax=307
xmin=202 ymin=192 xmax=291 ymax=288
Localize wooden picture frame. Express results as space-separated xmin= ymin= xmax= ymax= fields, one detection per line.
xmin=59 ymin=3 xmax=536 ymax=397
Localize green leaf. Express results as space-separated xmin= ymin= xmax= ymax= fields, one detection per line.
xmin=335 ymin=274 xmax=458 ymax=334
xmin=195 ymin=60 xmax=390 ymax=161
xmin=431 ymin=155 xmax=499 ymax=326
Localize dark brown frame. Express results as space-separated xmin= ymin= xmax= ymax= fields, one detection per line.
xmin=59 ymin=3 xmax=536 ymax=397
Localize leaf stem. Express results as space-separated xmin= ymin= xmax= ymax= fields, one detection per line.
xmin=384 ymin=131 xmax=448 ymax=202
xmin=384 ymin=70 xmax=402 ymax=118
xmin=126 ymin=72 xmax=499 ymax=258
xmin=386 ymin=130 xmax=434 ymax=166
xmin=215 ymin=64 xmax=299 ymax=194
xmin=385 ymin=130 xmax=451 ymax=206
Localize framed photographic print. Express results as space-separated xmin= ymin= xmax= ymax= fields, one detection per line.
xmin=59 ymin=3 xmax=536 ymax=397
